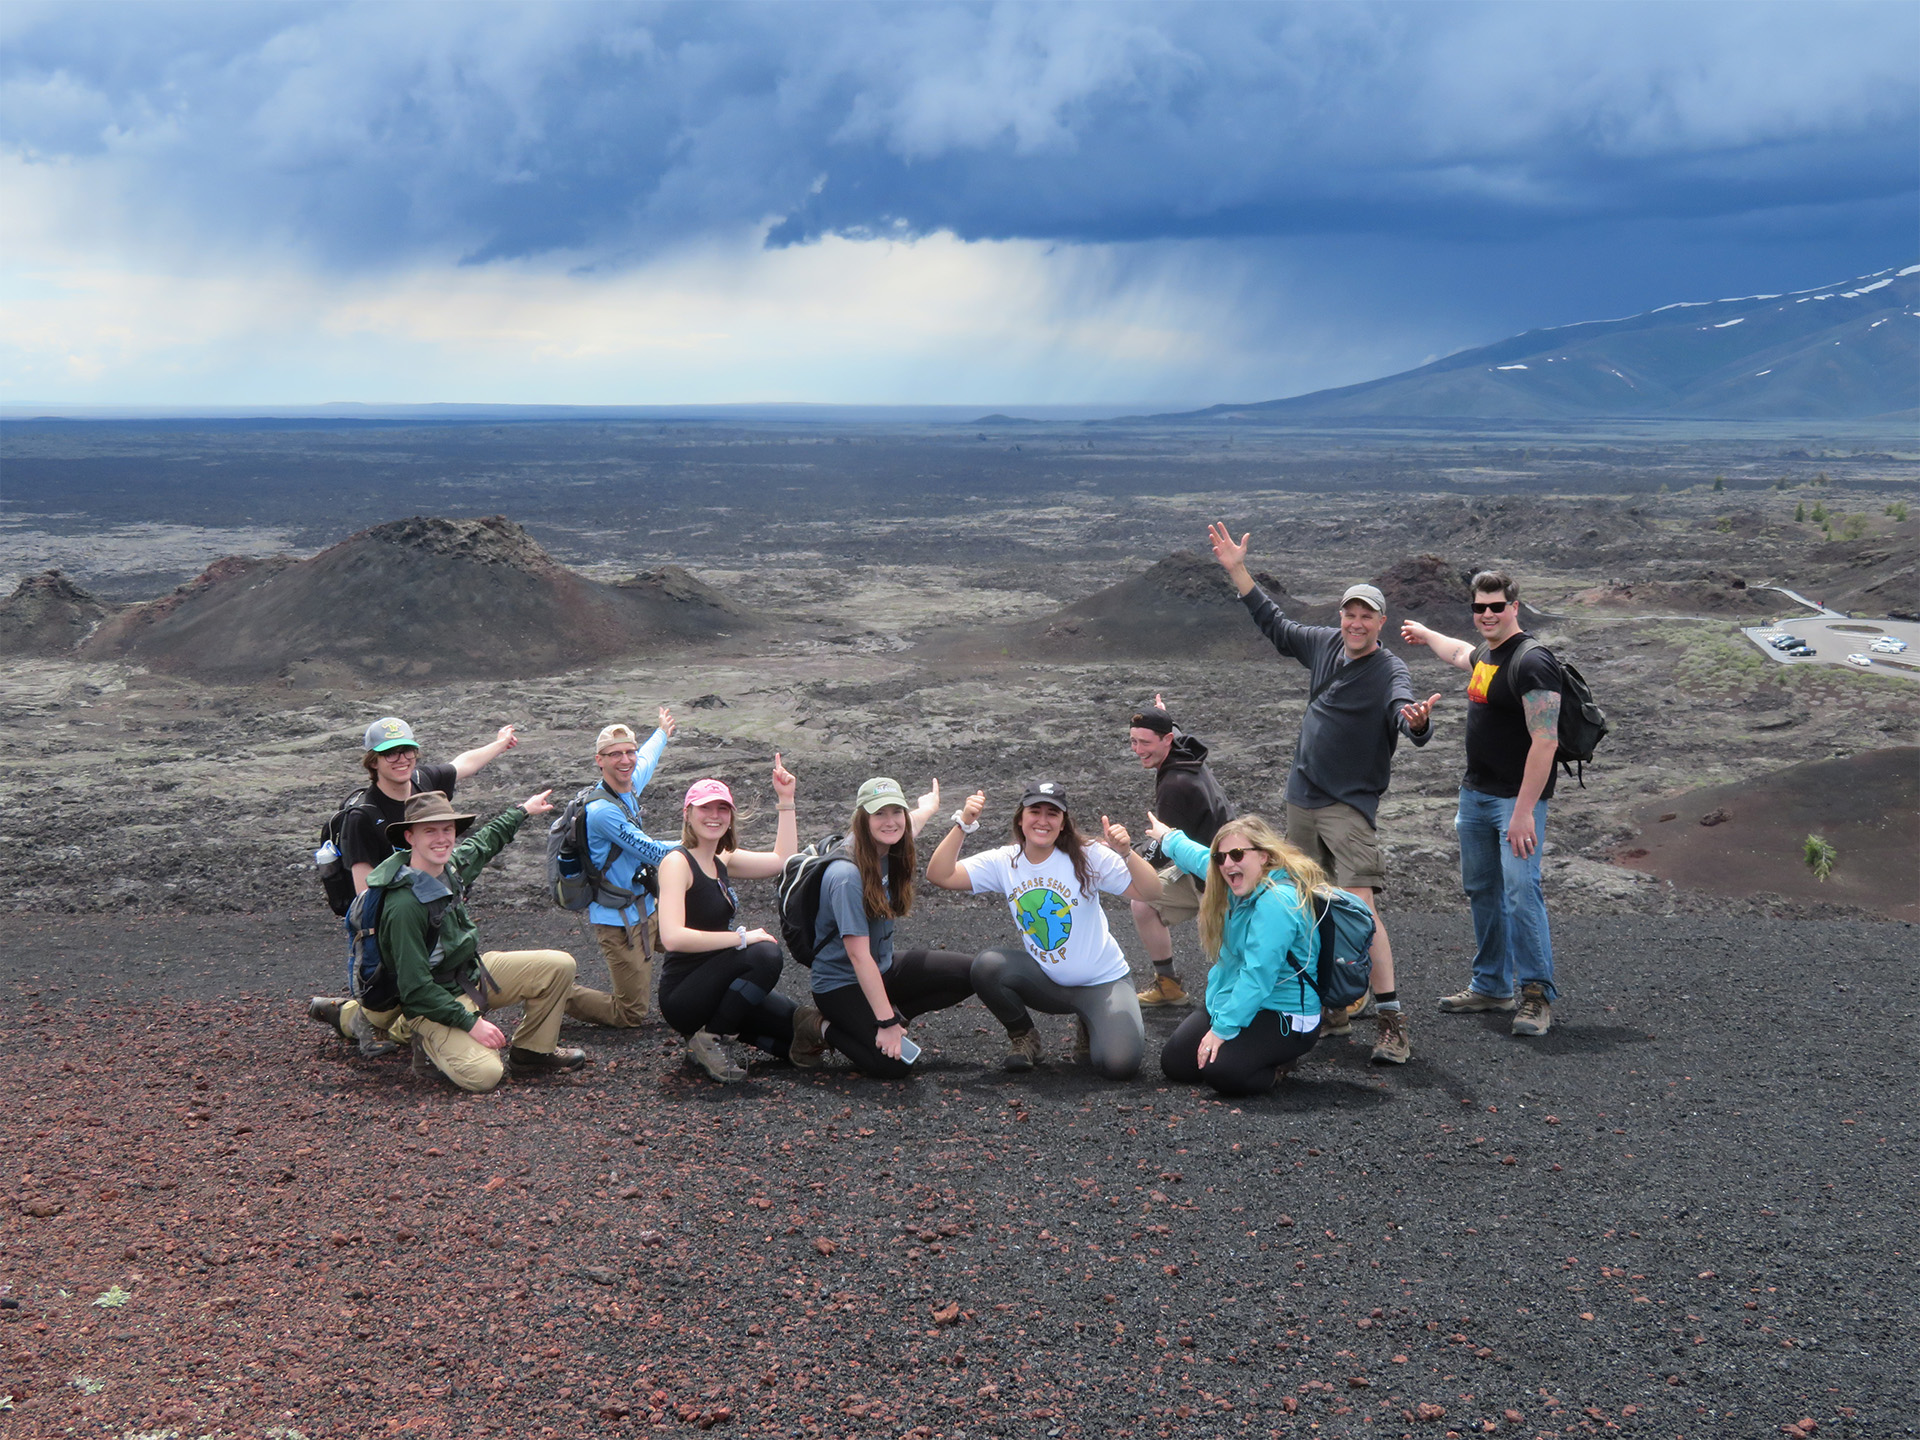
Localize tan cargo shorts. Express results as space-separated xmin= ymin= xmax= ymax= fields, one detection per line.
xmin=1286 ymin=801 xmax=1387 ymax=891
xmin=1149 ymin=866 xmax=1204 ymax=927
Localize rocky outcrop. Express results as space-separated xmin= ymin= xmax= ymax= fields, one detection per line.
xmin=0 ymin=570 xmax=113 ymax=655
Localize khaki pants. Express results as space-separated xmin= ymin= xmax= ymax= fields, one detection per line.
xmin=566 ymin=921 xmax=656 ymax=1027
xmin=403 ymin=950 xmax=578 ymax=1094
xmin=1149 ymin=867 xmax=1204 ymax=927
xmin=334 ymin=1001 xmax=413 ymax=1045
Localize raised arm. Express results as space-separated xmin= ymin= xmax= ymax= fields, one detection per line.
xmin=628 ymin=709 xmax=675 ymax=796
xmin=1099 ymin=816 xmax=1164 ymax=902
xmin=1208 ymin=522 xmax=1258 ymax=597
xmin=451 ymin=724 xmax=519 ymax=780
xmin=720 ymin=753 xmax=799 ymax=880
xmin=1400 ymin=620 xmax=1476 ymax=671
xmin=908 ymin=779 xmax=942 ymax=837
xmin=924 ymin=789 xmax=983 ymax=891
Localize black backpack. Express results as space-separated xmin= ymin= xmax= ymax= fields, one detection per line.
xmin=315 ymin=787 xmax=379 ymax=917
xmin=1482 ymin=636 xmax=1610 ymax=787
xmin=776 ymin=833 xmax=853 ymax=968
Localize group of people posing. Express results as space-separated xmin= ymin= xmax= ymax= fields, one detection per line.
xmin=311 ymin=525 xmax=1569 ymax=1100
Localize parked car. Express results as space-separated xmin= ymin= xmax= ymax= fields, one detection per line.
xmin=1870 ymin=636 xmax=1908 ymax=654
xmin=1784 ymin=643 xmax=1815 ymax=657
xmin=1846 ymin=654 xmax=1873 ymax=668
xmin=1771 ymin=634 xmax=1802 ymax=650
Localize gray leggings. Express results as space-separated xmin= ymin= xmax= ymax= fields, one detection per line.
xmin=969 ymin=948 xmax=1146 ymax=1081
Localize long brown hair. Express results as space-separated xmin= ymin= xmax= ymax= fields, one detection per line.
xmin=850 ymin=805 xmax=915 ymax=919
xmin=1196 ymin=815 xmax=1326 ymax=962
xmin=1009 ymin=804 xmax=1095 ymax=897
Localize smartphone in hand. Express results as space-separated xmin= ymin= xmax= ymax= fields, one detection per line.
xmin=897 ymin=1035 xmax=922 ymax=1064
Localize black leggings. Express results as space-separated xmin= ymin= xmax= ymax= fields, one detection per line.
xmin=811 ymin=949 xmax=977 ymax=1079
xmin=1160 ymin=1008 xmax=1319 ymax=1097
xmin=658 ymin=941 xmax=796 ymax=1058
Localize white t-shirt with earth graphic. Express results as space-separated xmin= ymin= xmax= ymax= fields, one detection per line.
xmin=966 ymin=843 xmax=1133 ymax=987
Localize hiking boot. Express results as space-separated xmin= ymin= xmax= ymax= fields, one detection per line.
xmin=1003 ymin=1028 xmax=1044 ymax=1072
xmin=1137 ymin=974 xmax=1191 ymax=1007
xmin=1437 ymin=987 xmax=1517 ymax=1014
xmin=1510 ymin=985 xmax=1553 ymax=1037
xmin=409 ymin=1038 xmax=436 ymax=1080
xmin=686 ymin=1029 xmax=747 ymax=1083
xmin=509 ymin=1046 xmax=588 ymax=1074
xmin=1071 ymin=1014 xmax=1091 ymax=1064
xmin=789 ymin=1006 xmax=827 ymax=1070
xmin=1321 ymin=995 xmax=1363 ymax=1037
xmin=1370 ymin=1009 xmax=1411 ymax=1065
xmin=308 ymin=996 xmax=346 ymax=1034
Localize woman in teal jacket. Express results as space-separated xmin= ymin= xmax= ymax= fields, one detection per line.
xmin=1146 ymin=812 xmax=1326 ymax=1096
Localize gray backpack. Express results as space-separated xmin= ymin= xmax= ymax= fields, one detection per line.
xmin=547 ymin=783 xmax=652 ymax=912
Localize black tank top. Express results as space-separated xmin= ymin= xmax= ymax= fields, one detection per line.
xmin=660 ymin=848 xmax=740 ymax=989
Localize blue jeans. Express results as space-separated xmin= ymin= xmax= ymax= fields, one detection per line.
xmin=1454 ymin=788 xmax=1555 ymax=1002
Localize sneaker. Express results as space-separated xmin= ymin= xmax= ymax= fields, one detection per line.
xmin=1350 ymin=990 xmax=1379 ymax=1020
xmin=508 ymin=1046 xmax=588 ymax=1074
xmin=1137 ymin=974 xmax=1191 ymax=1007
xmin=686 ymin=1029 xmax=747 ymax=1083
xmin=1003 ymin=1028 xmax=1044 ymax=1072
xmin=1437 ymin=988 xmax=1517 ymax=1014
xmin=789 ymin=1005 xmax=827 ymax=1070
xmin=1370 ymin=1009 xmax=1411 ymax=1065
xmin=308 ymin=996 xmax=346 ymax=1033
xmin=1510 ymin=985 xmax=1553 ymax=1037
xmin=1071 ymin=1014 xmax=1091 ymax=1064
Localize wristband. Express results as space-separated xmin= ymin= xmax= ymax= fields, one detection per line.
xmin=879 ymin=1013 xmax=907 ymax=1029
xmin=951 ymin=810 xmax=980 ymax=834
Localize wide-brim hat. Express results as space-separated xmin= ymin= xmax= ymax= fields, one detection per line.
xmin=383 ymin=790 xmax=477 ymax=843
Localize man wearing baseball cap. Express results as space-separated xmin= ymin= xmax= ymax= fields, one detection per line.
xmin=340 ymin=716 xmax=523 ymax=897
xmin=565 ymin=708 xmax=678 ymax=1029
xmin=1206 ymin=523 xmax=1441 ymax=1064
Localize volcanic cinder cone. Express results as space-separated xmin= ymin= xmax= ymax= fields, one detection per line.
xmin=81 ymin=515 xmax=757 ymax=684
xmin=0 ymin=569 xmax=114 ymax=656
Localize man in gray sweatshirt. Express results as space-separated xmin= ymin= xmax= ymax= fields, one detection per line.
xmin=1208 ymin=522 xmax=1440 ymax=1064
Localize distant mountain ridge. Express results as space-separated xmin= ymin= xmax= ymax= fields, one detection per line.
xmin=1157 ymin=264 xmax=1918 ymax=422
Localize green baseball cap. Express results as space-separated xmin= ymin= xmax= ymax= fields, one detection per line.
xmin=364 ymin=716 xmax=418 ymax=753
xmin=854 ymin=776 xmax=909 ymax=813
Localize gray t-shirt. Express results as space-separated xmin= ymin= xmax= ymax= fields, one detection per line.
xmin=810 ymin=859 xmax=893 ymax=994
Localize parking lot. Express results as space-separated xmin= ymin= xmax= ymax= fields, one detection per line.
xmin=1743 ymin=615 xmax=1920 ymax=678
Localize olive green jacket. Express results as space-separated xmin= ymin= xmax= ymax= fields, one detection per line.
xmin=367 ymin=807 xmax=527 ymax=1031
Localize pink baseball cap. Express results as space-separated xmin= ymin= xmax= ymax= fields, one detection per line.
xmin=683 ymin=779 xmax=735 ymax=810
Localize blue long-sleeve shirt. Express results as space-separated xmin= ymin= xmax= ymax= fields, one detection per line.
xmin=586 ymin=726 xmax=673 ymax=928
xmin=1161 ymin=830 xmax=1321 ymax=1037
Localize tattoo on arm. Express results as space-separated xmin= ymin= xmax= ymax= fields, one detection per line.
xmin=1523 ymin=688 xmax=1561 ymax=743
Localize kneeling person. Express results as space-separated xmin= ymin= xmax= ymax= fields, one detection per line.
xmin=369 ymin=790 xmax=584 ymax=1093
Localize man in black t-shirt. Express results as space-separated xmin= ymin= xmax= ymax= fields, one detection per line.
xmin=1401 ymin=570 xmax=1563 ymax=1037
xmin=1126 ymin=699 xmax=1235 ymax=1010
xmin=339 ymin=716 xmax=522 ymax=895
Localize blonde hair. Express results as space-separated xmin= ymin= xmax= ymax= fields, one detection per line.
xmin=1195 ymin=815 xmax=1326 ymax=962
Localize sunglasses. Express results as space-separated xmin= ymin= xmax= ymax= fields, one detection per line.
xmin=1471 ymin=600 xmax=1510 ymax=615
xmin=1212 ymin=846 xmax=1265 ymax=865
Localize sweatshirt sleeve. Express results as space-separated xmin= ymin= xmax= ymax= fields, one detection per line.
xmin=1386 ymin=655 xmax=1433 ymax=747
xmin=381 ymin=890 xmax=475 ymax=1031
xmin=1241 ymin=585 xmax=1316 ymax=667
xmin=1159 ymin=829 xmax=1211 ymax=882
xmin=450 ymin=807 xmax=527 ymax=888
xmin=1208 ymin=887 xmax=1315 ymax=1039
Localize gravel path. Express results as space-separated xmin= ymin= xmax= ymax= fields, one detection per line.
xmin=2 ymin=905 xmax=1913 ymax=1439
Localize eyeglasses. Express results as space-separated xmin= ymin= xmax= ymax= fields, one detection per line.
xmin=600 ymin=748 xmax=639 ymax=761
xmin=1212 ymin=846 xmax=1264 ymax=864
xmin=378 ymin=749 xmax=420 ymax=762
xmin=1471 ymin=600 xmax=1509 ymax=615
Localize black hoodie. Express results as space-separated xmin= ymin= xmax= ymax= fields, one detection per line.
xmin=1154 ymin=734 xmax=1236 ymax=848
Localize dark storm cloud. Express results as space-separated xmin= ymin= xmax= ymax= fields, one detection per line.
xmin=3 ymin=1 xmax=1913 ymax=271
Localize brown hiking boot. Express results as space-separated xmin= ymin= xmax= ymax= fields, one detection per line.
xmin=1437 ymin=987 xmax=1517 ymax=1014
xmin=1510 ymin=984 xmax=1554 ymax=1037
xmin=1003 ymin=1028 xmax=1044 ymax=1072
xmin=1322 ymin=991 xmax=1369 ymax=1037
xmin=1370 ymin=1009 xmax=1411 ymax=1064
xmin=789 ymin=1005 xmax=827 ymax=1069
xmin=686 ymin=1029 xmax=746 ymax=1083
xmin=1137 ymin=974 xmax=1191 ymax=1007
xmin=1071 ymin=1014 xmax=1091 ymax=1064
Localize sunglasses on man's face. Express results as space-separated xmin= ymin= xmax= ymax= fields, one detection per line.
xmin=1212 ymin=846 xmax=1264 ymax=865
xmin=1471 ymin=600 xmax=1509 ymax=615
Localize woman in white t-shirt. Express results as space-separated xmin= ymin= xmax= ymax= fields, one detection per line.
xmin=925 ymin=780 xmax=1164 ymax=1078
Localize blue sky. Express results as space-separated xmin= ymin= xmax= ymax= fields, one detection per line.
xmin=2 ymin=1 xmax=1914 ymax=407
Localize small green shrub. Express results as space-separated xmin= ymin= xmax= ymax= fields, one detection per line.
xmin=1712 ymin=475 xmax=1725 ymax=492
xmin=1887 ymin=501 xmax=1909 ymax=521
xmin=1841 ymin=513 xmax=1869 ymax=540
xmin=1810 ymin=501 xmax=1828 ymax=523
xmin=1794 ymin=501 xmax=1806 ymax=522
xmin=1803 ymin=834 xmax=1837 ymax=881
